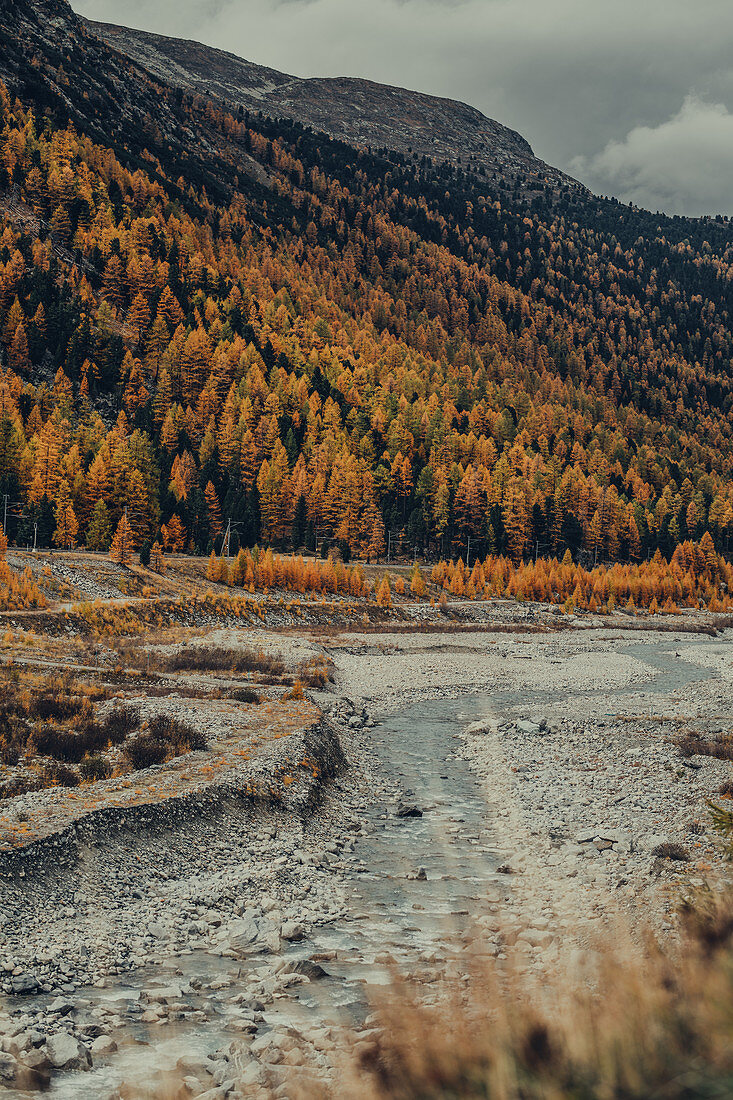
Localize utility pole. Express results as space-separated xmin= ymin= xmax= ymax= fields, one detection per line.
xmin=467 ymin=534 xmax=471 ymax=570
xmin=32 ymin=522 xmax=37 ymax=553
xmin=3 ymin=494 xmax=7 ymax=536
xmin=222 ymin=518 xmax=232 ymax=559
xmin=387 ymin=530 xmax=391 ymax=563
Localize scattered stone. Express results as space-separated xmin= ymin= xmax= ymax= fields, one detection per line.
xmin=395 ymin=803 xmax=423 ymax=818
xmin=10 ymin=972 xmax=40 ymax=995
xmin=90 ymin=1036 xmax=117 ymax=1056
xmin=282 ymin=959 xmax=329 ymax=981
xmin=281 ymin=921 xmax=305 ymax=942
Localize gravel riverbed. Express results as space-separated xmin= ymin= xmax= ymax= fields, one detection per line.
xmin=0 ymin=623 xmax=731 ymax=1096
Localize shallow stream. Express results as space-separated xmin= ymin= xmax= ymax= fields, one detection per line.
xmin=44 ymin=695 xmax=503 ymax=1097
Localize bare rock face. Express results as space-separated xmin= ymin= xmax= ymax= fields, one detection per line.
xmin=86 ymin=20 xmax=570 ymax=193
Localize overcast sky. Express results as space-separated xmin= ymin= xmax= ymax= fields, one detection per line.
xmin=71 ymin=0 xmax=733 ymax=217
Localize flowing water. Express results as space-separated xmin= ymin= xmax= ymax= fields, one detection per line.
xmin=41 ymin=694 xmax=503 ymax=1098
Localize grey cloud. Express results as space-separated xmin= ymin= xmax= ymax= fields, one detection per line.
xmin=72 ymin=0 xmax=733 ymax=215
xmin=571 ymin=96 xmax=733 ymax=216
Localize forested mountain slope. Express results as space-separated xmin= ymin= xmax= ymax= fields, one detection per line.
xmin=1 ymin=0 xmax=733 ymax=566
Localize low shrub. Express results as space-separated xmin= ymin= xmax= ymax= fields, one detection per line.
xmin=41 ymin=762 xmax=79 ymax=788
xmin=33 ymin=726 xmax=90 ymax=763
xmin=79 ymin=755 xmax=113 ymax=782
xmin=164 ymin=645 xmax=285 ymax=677
xmin=147 ymin=714 xmax=206 ymax=752
xmin=99 ymin=705 xmax=140 ymax=744
xmin=230 ymin=687 xmax=261 ymax=704
xmin=0 ymin=722 xmax=28 ymax=765
xmin=652 ymin=842 xmax=690 ymax=861
xmin=678 ymin=730 xmax=733 ymax=762
xmin=122 ymin=714 xmax=207 ymax=770
xmin=29 ymin=694 xmax=87 ymax=722
xmin=122 ymin=734 xmax=169 ymax=770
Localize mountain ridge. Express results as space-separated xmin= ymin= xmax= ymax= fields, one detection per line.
xmin=86 ymin=18 xmax=573 ymax=197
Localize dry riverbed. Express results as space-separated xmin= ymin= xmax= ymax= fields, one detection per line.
xmin=0 ymin=621 xmax=731 ymax=1096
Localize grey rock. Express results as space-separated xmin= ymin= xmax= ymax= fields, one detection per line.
xmin=396 ymin=803 xmax=423 ymax=818
xmin=10 ymin=972 xmax=40 ymax=995
xmin=22 ymin=1047 xmax=51 ymax=1073
xmin=0 ymin=1051 xmax=17 ymax=1081
xmin=142 ymin=983 xmax=190 ymax=1004
xmin=282 ymin=959 xmax=329 ymax=981
xmin=281 ymin=921 xmax=305 ymax=942
xmin=225 ymin=916 xmax=260 ymax=954
xmin=176 ymin=1054 xmax=213 ymax=1077
xmin=260 ymin=929 xmax=281 ymax=954
xmin=90 ymin=1035 xmax=117 ymax=1056
xmin=576 ymin=830 xmax=597 ymax=844
xmin=46 ymin=1031 xmax=91 ymax=1070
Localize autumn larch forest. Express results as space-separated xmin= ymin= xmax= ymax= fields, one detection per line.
xmin=2 ymin=0 xmax=733 ymax=614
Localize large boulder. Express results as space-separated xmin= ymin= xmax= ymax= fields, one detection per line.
xmin=282 ymin=959 xmax=329 ymax=981
xmin=223 ymin=914 xmax=260 ymax=955
xmin=46 ymin=1032 xmax=91 ymax=1070
xmin=395 ymin=803 xmax=423 ymax=818
xmin=10 ymin=972 xmax=40 ymax=995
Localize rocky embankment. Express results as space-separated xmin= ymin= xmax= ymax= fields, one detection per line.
xmin=0 ymin=717 xmax=361 ymax=1092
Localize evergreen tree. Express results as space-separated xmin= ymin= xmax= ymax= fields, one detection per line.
xmin=86 ymin=500 xmax=112 ymax=551
xmin=110 ymin=513 xmax=135 ymax=566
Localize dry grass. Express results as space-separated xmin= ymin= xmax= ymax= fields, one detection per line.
xmin=677 ymin=728 xmax=733 ymax=762
xmin=161 ymin=644 xmax=285 ymax=677
xmin=136 ymin=894 xmax=733 ymax=1100
xmin=345 ymin=900 xmax=733 ymax=1100
xmin=0 ymin=660 xmax=212 ymax=796
xmin=298 ymin=655 xmax=335 ymax=688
